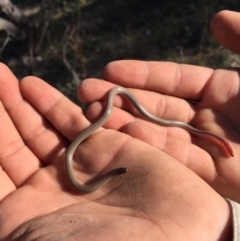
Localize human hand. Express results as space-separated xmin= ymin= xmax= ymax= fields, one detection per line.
xmin=78 ymin=10 xmax=240 ymax=202
xmin=0 ymin=64 xmax=232 ymax=240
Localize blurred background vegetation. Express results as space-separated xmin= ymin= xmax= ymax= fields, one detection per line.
xmin=1 ymin=0 xmax=240 ymax=102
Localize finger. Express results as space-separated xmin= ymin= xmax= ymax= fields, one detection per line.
xmin=78 ymin=78 xmax=116 ymax=103
xmin=102 ymin=60 xmax=214 ymax=100
xmin=210 ymin=10 xmax=240 ymax=55
xmin=0 ymin=69 xmax=68 ymax=167
xmin=79 ymin=79 xmax=195 ymax=123
xmin=0 ymin=64 xmax=43 ymax=187
xmin=20 ymin=77 xmax=90 ymax=142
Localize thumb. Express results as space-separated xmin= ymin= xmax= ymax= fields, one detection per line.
xmin=210 ymin=10 xmax=240 ymax=55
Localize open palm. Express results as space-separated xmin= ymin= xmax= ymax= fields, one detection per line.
xmin=0 ymin=64 xmax=231 ymax=240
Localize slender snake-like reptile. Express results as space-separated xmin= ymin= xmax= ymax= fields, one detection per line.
xmin=66 ymin=86 xmax=234 ymax=193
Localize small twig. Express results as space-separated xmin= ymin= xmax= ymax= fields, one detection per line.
xmin=47 ymin=21 xmax=82 ymax=85
xmin=0 ymin=34 xmax=10 ymax=53
xmin=35 ymin=1 xmax=53 ymax=54
xmin=62 ymin=42 xmax=81 ymax=85
xmin=35 ymin=18 xmax=50 ymax=54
